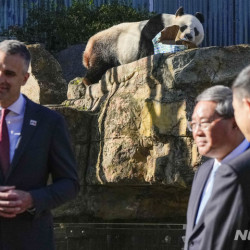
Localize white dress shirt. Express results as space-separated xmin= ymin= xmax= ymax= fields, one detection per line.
xmin=195 ymin=138 xmax=250 ymax=224
xmin=0 ymin=94 xmax=26 ymax=163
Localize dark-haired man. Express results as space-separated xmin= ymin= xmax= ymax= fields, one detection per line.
xmin=0 ymin=40 xmax=79 ymax=250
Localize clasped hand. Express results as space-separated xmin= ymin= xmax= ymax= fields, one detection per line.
xmin=0 ymin=186 xmax=33 ymax=218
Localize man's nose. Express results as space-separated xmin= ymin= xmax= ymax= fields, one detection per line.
xmin=192 ymin=124 xmax=204 ymax=135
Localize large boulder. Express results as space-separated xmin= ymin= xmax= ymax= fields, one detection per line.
xmin=21 ymin=44 xmax=67 ymax=104
xmin=51 ymin=44 xmax=250 ymax=222
xmin=55 ymin=44 xmax=86 ymax=83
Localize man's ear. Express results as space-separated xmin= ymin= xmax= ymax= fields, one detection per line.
xmin=243 ymin=98 xmax=250 ymax=111
xmin=22 ymin=72 xmax=30 ymax=86
xmin=232 ymin=117 xmax=238 ymax=129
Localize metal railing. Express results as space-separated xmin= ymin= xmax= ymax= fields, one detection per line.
xmin=54 ymin=223 xmax=186 ymax=250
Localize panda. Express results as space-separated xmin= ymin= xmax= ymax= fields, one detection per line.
xmin=82 ymin=7 xmax=204 ymax=85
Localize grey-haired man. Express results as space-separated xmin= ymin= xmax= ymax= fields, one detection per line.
xmin=193 ymin=67 xmax=250 ymax=250
xmin=184 ymin=85 xmax=249 ymax=250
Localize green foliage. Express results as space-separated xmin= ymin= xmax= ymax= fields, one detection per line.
xmin=10 ymin=0 xmax=154 ymax=52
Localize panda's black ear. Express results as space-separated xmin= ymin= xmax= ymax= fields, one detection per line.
xmin=195 ymin=12 xmax=204 ymax=23
xmin=175 ymin=7 xmax=184 ymax=17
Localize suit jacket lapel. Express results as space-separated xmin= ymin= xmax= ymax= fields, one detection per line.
xmin=5 ymin=98 xmax=41 ymax=181
xmin=191 ymin=160 xmax=214 ymax=230
xmin=185 ymin=159 xmax=214 ymax=246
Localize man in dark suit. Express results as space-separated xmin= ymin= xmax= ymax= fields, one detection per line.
xmin=193 ymin=66 xmax=250 ymax=250
xmin=0 ymin=40 xmax=79 ymax=249
xmin=184 ymin=85 xmax=249 ymax=250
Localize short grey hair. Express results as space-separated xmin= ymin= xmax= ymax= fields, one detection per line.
xmin=232 ymin=65 xmax=250 ymax=99
xmin=0 ymin=40 xmax=30 ymax=72
xmin=196 ymin=85 xmax=234 ymax=118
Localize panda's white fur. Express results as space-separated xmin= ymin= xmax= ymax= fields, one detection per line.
xmin=116 ymin=21 xmax=148 ymax=64
xmin=83 ymin=7 xmax=204 ymax=85
xmin=84 ymin=21 xmax=146 ymax=68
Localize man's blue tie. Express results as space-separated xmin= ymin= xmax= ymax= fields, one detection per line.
xmin=195 ymin=163 xmax=219 ymax=224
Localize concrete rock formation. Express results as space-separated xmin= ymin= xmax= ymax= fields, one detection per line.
xmin=26 ymin=44 xmax=250 ymax=222
xmin=21 ymin=44 xmax=67 ymax=104
xmin=55 ymin=44 xmax=86 ymax=83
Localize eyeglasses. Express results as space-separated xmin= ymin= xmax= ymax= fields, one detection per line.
xmin=187 ymin=117 xmax=226 ymax=132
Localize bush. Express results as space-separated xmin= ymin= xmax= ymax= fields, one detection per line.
xmin=10 ymin=0 xmax=154 ymax=51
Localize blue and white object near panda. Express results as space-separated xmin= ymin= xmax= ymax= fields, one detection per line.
xmin=82 ymin=7 xmax=204 ymax=85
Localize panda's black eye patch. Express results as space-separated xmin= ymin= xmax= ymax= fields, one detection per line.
xmin=180 ymin=25 xmax=187 ymax=32
xmin=194 ymin=27 xmax=199 ymax=36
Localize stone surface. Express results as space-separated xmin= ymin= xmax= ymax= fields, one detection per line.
xmin=67 ymin=77 xmax=86 ymax=100
xmin=27 ymin=45 xmax=250 ymax=222
xmin=55 ymin=44 xmax=86 ymax=83
xmin=21 ymin=44 xmax=67 ymax=104
xmin=82 ymin=45 xmax=250 ymax=188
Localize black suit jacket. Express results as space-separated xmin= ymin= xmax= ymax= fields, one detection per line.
xmin=0 ymin=97 xmax=79 ymax=250
xmin=185 ymin=148 xmax=250 ymax=250
xmin=199 ymin=148 xmax=250 ymax=250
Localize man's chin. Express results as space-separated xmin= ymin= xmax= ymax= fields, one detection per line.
xmin=197 ymin=146 xmax=209 ymax=157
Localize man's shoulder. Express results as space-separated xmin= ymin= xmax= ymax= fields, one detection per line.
xmin=215 ymin=148 xmax=250 ymax=194
xmin=227 ymin=147 xmax=250 ymax=174
xmin=25 ymin=97 xmax=63 ymax=120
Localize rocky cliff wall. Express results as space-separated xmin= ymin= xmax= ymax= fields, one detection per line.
xmin=22 ymin=44 xmax=250 ymax=223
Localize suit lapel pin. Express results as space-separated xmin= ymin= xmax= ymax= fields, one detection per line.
xmin=30 ymin=120 xmax=37 ymax=126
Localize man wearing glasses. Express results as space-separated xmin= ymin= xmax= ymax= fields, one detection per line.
xmin=189 ymin=67 xmax=250 ymax=250
xmin=184 ymin=85 xmax=249 ymax=250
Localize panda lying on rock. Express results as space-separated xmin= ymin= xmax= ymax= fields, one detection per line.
xmin=82 ymin=7 xmax=204 ymax=85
